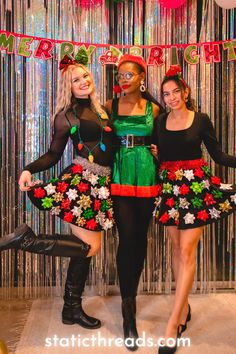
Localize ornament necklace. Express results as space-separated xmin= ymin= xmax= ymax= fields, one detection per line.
xmin=70 ymin=104 xmax=111 ymax=163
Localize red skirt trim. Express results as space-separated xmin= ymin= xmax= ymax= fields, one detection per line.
xmin=160 ymin=158 xmax=208 ymax=172
xmin=111 ymin=184 xmax=158 ymax=197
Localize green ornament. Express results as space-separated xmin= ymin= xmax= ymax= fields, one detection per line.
xmin=83 ymin=208 xmax=94 ymax=220
xmin=162 ymin=182 xmax=173 ymax=194
xmin=41 ymin=197 xmax=53 ymax=209
xmin=71 ymin=175 xmax=81 ymax=186
xmin=191 ymin=197 xmax=203 ymax=209
xmin=101 ymin=200 xmax=109 ymax=211
xmin=98 ymin=176 xmax=106 ymax=187
xmin=70 ymin=125 xmax=77 ymax=135
xmin=190 ymin=182 xmax=203 ymax=195
xmin=49 ymin=177 xmax=59 ymax=183
xmin=212 ymin=189 xmax=223 ymax=199
xmin=202 ymin=165 xmax=211 ymax=176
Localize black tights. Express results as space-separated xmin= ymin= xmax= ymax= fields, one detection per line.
xmin=113 ymin=196 xmax=155 ymax=299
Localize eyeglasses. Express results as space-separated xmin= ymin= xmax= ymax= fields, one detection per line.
xmin=115 ymin=72 xmax=139 ymax=82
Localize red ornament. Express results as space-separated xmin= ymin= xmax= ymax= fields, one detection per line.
xmin=104 ymin=126 xmax=112 ymax=132
xmin=159 ymin=212 xmax=170 ymax=223
xmin=94 ymin=199 xmax=101 ymax=211
xmin=77 ymin=182 xmax=89 ymax=193
xmin=61 ymin=198 xmax=71 ymax=210
xmin=166 ymin=197 xmax=175 ymax=208
xmin=63 ymin=212 xmax=74 ymax=223
xmin=159 ymin=0 xmax=186 ymax=9
xmin=56 ymin=181 xmax=69 ymax=194
xmin=78 ymin=143 xmax=84 ymax=151
xmin=179 ymin=184 xmax=190 ymax=195
xmin=33 ymin=187 xmax=46 ymax=199
xmin=168 ymin=171 xmax=176 ymax=181
xmin=197 ymin=210 xmax=209 ymax=222
xmin=204 ymin=193 xmax=216 ymax=206
xmin=194 ymin=168 xmax=204 ymax=179
xmin=71 ymin=164 xmax=83 ymax=174
xmin=211 ymin=176 xmax=221 ymax=185
xmin=86 ymin=218 xmax=98 ymax=230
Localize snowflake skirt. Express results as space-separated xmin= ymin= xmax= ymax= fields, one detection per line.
xmin=27 ymin=158 xmax=114 ymax=231
xmin=154 ymin=158 xmax=236 ymax=229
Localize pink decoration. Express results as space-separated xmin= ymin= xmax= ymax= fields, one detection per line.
xmin=159 ymin=0 xmax=186 ymax=9
xmin=75 ymin=0 xmax=104 ymax=9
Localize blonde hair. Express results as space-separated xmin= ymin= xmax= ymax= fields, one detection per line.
xmin=54 ymin=63 xmax=107 ymax=118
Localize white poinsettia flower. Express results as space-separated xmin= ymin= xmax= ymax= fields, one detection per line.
xmin=179 ymin=198 xmax=190 ymax=209
xmin=71 ymin=206 xmax=82 ymax=217
xmin=201 ymin=180 xmax=210 ymax=190
xmin=220 ymin=183 xmax=233 ymax=190
xmin=173 ymin=185 xmax=180 ymax=196
xmin=183 ymin=169 xmax=194 ymax=181
xmin=209 ymin=207 xmax=221 ymax=219
xmin=44 ymin=183 xmax=57 ymax=195
xmin=66 ymin=188 xmax=78 ymax=201
xmin=183 ymin=213 xmax=195 ymax=224
xmin=98 ymin=187 xmax=110 ymax=200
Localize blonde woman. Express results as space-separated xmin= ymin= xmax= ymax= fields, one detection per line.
xmin=0 ymin=55 xmax=114 ymax=328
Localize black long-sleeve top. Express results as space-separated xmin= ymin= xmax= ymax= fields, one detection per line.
xmin=152 ymin=112 xmax=236 ymax=167
xmin=23 ymin=98 xmax=114 ymax=174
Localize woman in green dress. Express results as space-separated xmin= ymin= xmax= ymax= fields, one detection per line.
xmin=106 ymin=54 xmax=163 ymax=351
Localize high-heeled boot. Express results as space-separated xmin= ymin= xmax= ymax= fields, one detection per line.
xmin=62 ymin=256 xmax=101 ymax=329
xmin=0 ymin=223 xmax=90 ymax=257
xmin=122 ymin=297 xmax=139 ymax=351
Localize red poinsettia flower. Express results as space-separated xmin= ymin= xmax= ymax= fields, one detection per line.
xmin=179 ymin=184 xmax=190 ymax=195
xmin=63 ymin=212 xmax=74 ymax=223
xmin=86 ymin=218 xmax=98 ymax=230
xmin=57 ymin=181 xmax=69 ymax=194
xmin=168 ymin=171 xmax=176 ymax=181
xmin=166 ymin=197 xmax=175 ymax=208
xmin=71 ymin=164 xmax=83 ymax=174
xmin=197 ymin=210 xmax=209 ymax=222
xmin=194 ymin=168 xmax=204 ymax=179
xmin=61 ymin=198 xmax=71 ymax=210
xmin=94 ymin=199 xmax=101 ymax=211
xmin=204 ymin=193 xmax=216 ymax=206
xmin=77 ymin=182 xmax=89 ymax=193
xmin=159 ymin=212 xmax=170 ymax=223
xmin=211 ymin=176 xmax=221 ymax=185
xmin=165 ymin=65 xmax=182 ymax=77
xmin=156 ymin=184 xmax=163 ymax=196
xmin=33 ymin=187 xmax=46 ymax=199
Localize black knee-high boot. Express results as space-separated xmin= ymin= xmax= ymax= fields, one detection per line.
xmin=62 ymin=256 xmax=101 ymax=329
xmin=0 ymin=224 xmax=90 ymax=257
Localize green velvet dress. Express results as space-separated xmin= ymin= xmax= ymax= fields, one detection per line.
xmin=111 ymin=98 xmax=158 ymax=197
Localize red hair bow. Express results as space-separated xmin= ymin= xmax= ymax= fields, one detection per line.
xmin=59 ymin=55 xmax=76 ymax=72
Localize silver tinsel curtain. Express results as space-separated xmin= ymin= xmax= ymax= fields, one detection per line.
xmin=0 ymin=0 xmax=235 ymax=297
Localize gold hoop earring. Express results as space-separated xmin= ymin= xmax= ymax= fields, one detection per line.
xmin=140 ymin=80 xmax=146 ymax=92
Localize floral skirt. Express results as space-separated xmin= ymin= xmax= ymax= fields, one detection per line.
xmin=154 ymin=158 xmax=236 ymax=229
xmin=27 ymin=157 xmax=114 ymax=231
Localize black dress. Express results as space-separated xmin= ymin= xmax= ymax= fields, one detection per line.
xmin=152 ymin=112 xmax=236 ymax=229
xmin=25 ymin=98 xmax=114 ymax=231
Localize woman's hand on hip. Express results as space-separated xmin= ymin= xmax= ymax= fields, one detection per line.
xmin=150 ymin=144 xmax=158 ymax=159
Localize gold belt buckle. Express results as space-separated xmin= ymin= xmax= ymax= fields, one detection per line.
xmin=126 ymin=134 xmax=134 ymax=148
